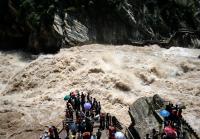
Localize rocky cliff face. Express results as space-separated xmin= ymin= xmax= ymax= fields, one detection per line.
xmin=1 ymin=0 xmax=200 ymax=53
xmin=53 ymin=0 xmax=200 ymax=48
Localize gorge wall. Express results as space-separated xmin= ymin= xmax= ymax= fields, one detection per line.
xmin=1 ymin=0 xmax=200 ymax=53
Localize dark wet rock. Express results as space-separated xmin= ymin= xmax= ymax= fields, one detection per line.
xmin=1 ymin=0 xmax=200 ymax=53
xmin=27 ymin=27 xmax=62 ymax=54
xmin=53 ymin=0 xmax=200 ymax=48
xmin=88 ymin=68 xmax=104 ymax=73
xmin=114 ymin=81 xmax=131 ymax=91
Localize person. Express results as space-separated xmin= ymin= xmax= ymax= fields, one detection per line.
xmin=77 ymin=132 xmax=82 ymax=139
xmin=81 ymin=92 xmax=86 ymax=112
xmin=108 ymin=126 xmax=116 ymax=139
xmin=65 ymin=109 xmax=70 ymax=119
xmin=69 ymin=108 xmax=73 ymax=120
xmin=52 ymin=126 xmax=59 ymax=139
xmin=90 ymin=122 xmax=94 ymax=135
xmin=177 ymin=108 xmax=182 ymax=118
xmin=145 ymin=134 xmax=151 ymax=139
xmin=106 ymin=113 xmax=111 ymax=129
xmin=89 ymin=96 xmax=93 ymax=104
xmin=66 ymin=101 xmax=72 ymax=110
xmin=85 ymin=118 xmax=92 ymax=132
xmin=96 ymin=129 xmax=102 ymax=139
xmin=94 ymin=114 xmax=100 ymax=121
xmin=163 ymin=126 xmax=177 ymax=139
xmin=77 ymin=123 xmax=85 ymax=134
xmin=48 ymin=126 xmax=54 ymax=139
xmin=96 ymin=102 xmax=101 ymax=115
xmin=83 ymin=131 xmax=91 ymax=139
xmin=75 ymin=96 xmax=81 ymax=111
xmin=77 ymin=90 xmax=80 ymax=97
xmin=100 ymin=113 xmax=105 ymax=130
xmin=91 ymin=109 xmax=96 ymax=119
xmin=111 ymin=116 xmax=117 ymax=127
xmin=65 ymin=123 xmax=69 ymax=138
xmin=152 ymin=129 xmax=159 ymax=139
xmin=91 ymin=134 xmax=97 ymax=139
xmin=71 ymin=97 xmax=76 ymax=109
xmin=82 ymin=120 xmax=87 ymax=133
xmin=92 ymin=98 xmax=97 ymax=110
xmin=76 ymin=111 xmax=82 ymax=124
xmin=81 ymin=92 xmax=86 ymax=103
xmin=182 ymin=132 xmax=187 ymax=139
xmin=87 ymin=93 xmax=90 ymax=102
xmin=70 ymin=123 xmax=77 ymax=139
xmin=40 ymin=131 xmax=50 ymax=139
xmin=165 ymin=103 xmax=171 ymax=112
xmin=80 ymin=110 xmax=85 ymax=120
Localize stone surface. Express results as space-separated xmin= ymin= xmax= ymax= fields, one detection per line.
xmin=128 ymin=96 xmax=160 ymax=138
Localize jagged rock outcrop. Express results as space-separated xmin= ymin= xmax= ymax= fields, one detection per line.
xmin=53 ymin=0 xmax=200 ymax=48
xmin=127 ymin=95 xmax=162 ymax=139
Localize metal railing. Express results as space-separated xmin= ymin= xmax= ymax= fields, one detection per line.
xmin=181 ymin=118 xmax=200 ymax=139
xmin=116 ymin=117 xmax=135 ymax=139
xmin=125 ymin=127 xmax=135 ymax=139
xmin=153 ymin=109 xmax=200 ymax=139
xmin=56 ymin=121 xmax=64 ymax=133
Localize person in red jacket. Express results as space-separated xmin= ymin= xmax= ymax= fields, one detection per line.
xmin=109 ymin=126 xmax=116 ymax=139
xmin=82 ymin=131 xmax=91 ymax=139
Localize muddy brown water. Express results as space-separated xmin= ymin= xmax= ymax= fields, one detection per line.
xmin=0 ymin=44 xmax=200 ymax=139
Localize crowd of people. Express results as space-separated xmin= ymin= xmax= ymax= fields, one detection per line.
xmin=145 ymin=102 xmax=185 ymax=139
xmin=161 ymin=102 xmax=183 ymax=139
xmin=40 ymin=90 xmax=126 ymax=139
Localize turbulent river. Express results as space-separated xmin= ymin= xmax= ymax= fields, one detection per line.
xmin=0 ymin=44 xmax=200 ymax=139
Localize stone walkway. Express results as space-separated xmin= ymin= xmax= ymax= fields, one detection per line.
xmin=59 ymin=117 xmax=109 ymax=139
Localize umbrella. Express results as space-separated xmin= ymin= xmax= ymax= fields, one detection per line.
xmin=159 ymin=109 xmax=170 ymax=117
xmin=84 ymin=102 xmax=92 ymax=110
xmin=115 ymin=131 xmax=126 ymax=139
xmin=164 ymin=126 xmax=177 ymax=138
xmin=64 ymin=95 xmax=71 ymax=101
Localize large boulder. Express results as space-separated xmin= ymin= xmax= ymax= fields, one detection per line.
xmin=54 ymin=14 xmax=90 ymax=46
xmin=127 ymin=95 xmax=162 ymax=139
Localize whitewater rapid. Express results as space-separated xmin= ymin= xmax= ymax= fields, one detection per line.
xmin=0 ymin=44 xmax=200 ymax=139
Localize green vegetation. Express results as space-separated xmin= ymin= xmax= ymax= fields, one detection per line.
xmin=3 ymin=0 xmax=64 ymax=30
xmin=19 ymin=0 xmax=56 ymax=28
xmin=0 ymin=0 xmax=67 ymax=52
